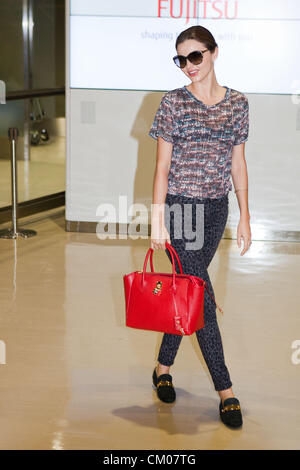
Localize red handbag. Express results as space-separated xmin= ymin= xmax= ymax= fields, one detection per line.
xmin=123 ymin=242 xmax=223 ymax=336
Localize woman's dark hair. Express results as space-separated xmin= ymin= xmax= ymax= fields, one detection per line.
xmin=175 ymin=25 xmax=218 ymax=52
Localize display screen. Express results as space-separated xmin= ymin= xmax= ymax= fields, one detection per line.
xmin=70 ymin=0 xmax=300 ymax=93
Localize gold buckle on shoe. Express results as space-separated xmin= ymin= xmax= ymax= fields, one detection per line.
xmin=221 ymin=404 xmax=241 ymax=413
xmin=157 ymin=380 xmax=173 ymax=389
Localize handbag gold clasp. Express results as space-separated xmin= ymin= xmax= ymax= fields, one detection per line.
xmin=153 ymin=281 xmax=162 ymax=295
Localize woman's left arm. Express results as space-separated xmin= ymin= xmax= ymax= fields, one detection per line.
xmin=231 ymin=142 xmax=252 ymax=256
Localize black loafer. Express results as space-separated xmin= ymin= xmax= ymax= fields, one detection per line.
xmin=219 ymin=397 xmax=243 ymax=428
xmin=152 ymin=368 xmax=176 ymax=403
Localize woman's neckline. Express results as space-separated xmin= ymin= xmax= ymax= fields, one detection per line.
xmin=183 ymin=85 xmax=230 ymax=107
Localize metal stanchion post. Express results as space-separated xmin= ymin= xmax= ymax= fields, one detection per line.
xmin=0 ymin=127 xmax=37 ymax=238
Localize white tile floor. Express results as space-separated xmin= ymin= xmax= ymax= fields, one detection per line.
xmin=0 ymin=207 xmax=299 ymax=449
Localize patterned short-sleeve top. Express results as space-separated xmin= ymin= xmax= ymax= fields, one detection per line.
xmin=148 ymin=86 xmax=249 ymax=199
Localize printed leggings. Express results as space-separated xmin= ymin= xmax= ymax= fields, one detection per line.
xmin=157 ymin=192 xmax=232 ymax=392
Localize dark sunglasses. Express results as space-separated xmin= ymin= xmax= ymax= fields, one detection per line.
xmin=173 ymin=49 xmax=209 ymax=69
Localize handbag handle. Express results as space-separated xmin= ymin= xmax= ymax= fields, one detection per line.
xmin=166 ymin=242 xmax=223 ymax=314
xmin=165 ymin=243 xmax=224 ymax=314
xmin=147 ymin=241 xmax=183 ymax=274
xmin=164 ymin=242 xmax=183 ymax=274
xmin=143 ymin=242 xmax=223 ymax=314
xmin=142 ymin=243 xmax=179 ymax=289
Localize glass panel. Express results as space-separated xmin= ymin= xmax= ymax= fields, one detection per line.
xmin=32 ymin=0 xmax=65 ymax=89
xmin=0 ymin=0 xmax=65 ymax=208
xmin=0 ymin=95 xmax=65 ymax=207
xmin=28 ymin=94 xmax=65 ymax=199
xmin=0 ymin=0 xmax=24 ymax=92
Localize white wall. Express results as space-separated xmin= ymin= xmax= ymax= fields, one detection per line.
xmin=66 ymin=2 xmax=300 ymax=237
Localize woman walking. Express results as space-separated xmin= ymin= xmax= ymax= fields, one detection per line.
xmin=148 ymin=25 xmax=251 ymax=428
